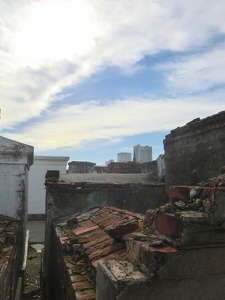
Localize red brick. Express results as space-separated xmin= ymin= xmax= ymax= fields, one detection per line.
xmin=169 ymin=186 xmax=190 ymax=204
xmin=83 ymin=233 xmax=109 ymax=249
xmin=79 ymin=220 xmax=96 ymax=228
xmin=75 ymin=289 xmax=95 ymax=300
xmin=97 ymin=215 xmax=125 ymax=229
xmin=89 ymin=242 xmax=123 ymax=261
xmin=76 ymin=229 xmax=103 ymax=244
xmin=92 ymin=249 xmax=127 ymax=269
xmin=85 ymin=238 xmax=114 ymax=256
xmin=74 ymin=225 xmax=98 ymax=236
xmin=59 ymin=236 xmax=71 ymax=250
xmin=91 ymin=211 xmax=112 ymax=224
xmin=155 ymin=213 xmax=184 ymax=239
xmin=93 ymin=207 xmax=111 ymax=216
xmin=106 ymin=222 xmax=141 ymax=239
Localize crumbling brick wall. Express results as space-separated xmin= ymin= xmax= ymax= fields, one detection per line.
xmin=164 ymin=111 xmax=225 ymax=191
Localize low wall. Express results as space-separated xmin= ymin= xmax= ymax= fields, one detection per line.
xmin=44 ymin=172 xmax=168 ymax=286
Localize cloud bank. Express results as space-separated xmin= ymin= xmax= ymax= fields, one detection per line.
xmin=1 ymin=0 xmax=225 ymax=153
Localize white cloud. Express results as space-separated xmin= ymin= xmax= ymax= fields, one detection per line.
xmin=159 ymin=43 xmax=225 ymax=93
xmin=1 ymin=0 xmax=225 ymax=150
xmin=5 ymin=95 xmax=225 ymax=151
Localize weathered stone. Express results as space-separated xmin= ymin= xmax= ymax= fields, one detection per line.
xmin=202 ymin=198 xmax=211 ymax=212
xmin=190 ymin=187 xmax=201 ymax=199
xmin=106 ymin=260 xmax=148 ymax=283
xmin=157 ymin=247 xmax=225 ymax=280
xmin=67 ymin=216 xmax=78 ymax=227
xmin=148 ymin=235 xmax=165 ymax=247
xmin=143 ymin=209 xmax=157 ymax=234
xmin=180 ymin=227 xmax=225 ymax=247
xmin=126 ymin=239 xmax=146 ymax=264
xmin=192 ymin=198 xmax=202 ymax=209
xmin=164 ymin=111 xmax=225 ymax=190
xmin=210 ymin=190 xmax=225 ymax=225
xmin=176 ymin=211 xmax=209 ymax=225
xmin=174 ymin=201 xmax=186 ymax=208
xmin=132 ymin=232 xmax=148 ymax=241
xmin=140 ymin=244 xmax=178 ymax=273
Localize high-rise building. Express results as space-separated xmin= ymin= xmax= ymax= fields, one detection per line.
xmin=117 ymin=152 xmax=132 ymax=162
xmin=133 ymin=145 xmax=152 ymax=163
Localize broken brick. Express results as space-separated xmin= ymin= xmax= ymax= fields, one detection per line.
xmin=75 ymin=289 xmax=95 ymax=300
xmin=106 ymin=222 xmax=141 ymax=239
xmin=74 ymin=225 xmax=98 ymax=236
xmin=155 ymin=212 xmax=184 ymax=239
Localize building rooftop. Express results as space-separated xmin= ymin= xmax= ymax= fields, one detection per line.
xmin=59 ymin=173 xmax=158 ymax=185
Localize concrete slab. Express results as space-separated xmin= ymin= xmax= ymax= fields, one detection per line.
xmin=27 ymin=220 xmax=45 ymax=244
xmin=30 ymin=244 xmax=44 ymax=253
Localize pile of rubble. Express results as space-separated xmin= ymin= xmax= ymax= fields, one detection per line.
xmin=54 ymin=207 xmax=143 ymax=299
xmin=51 ymin=168 xmax=225 ymax=299
xmin=97 ymin=168 xmax=225 ymax=299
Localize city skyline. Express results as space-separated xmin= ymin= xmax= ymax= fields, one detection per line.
xmin=1 ymin=1 xmax=225 ymax=165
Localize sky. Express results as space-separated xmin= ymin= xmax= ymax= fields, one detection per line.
xmin=0 ymin=0 xmax=225 ymax=165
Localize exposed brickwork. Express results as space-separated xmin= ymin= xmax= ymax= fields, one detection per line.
xmin=155 ymin=213 xmax=184 ymax=239
xmin=52 ymin=207 xmax=143 ymax=299
xmin=124 ymin=169 xmax=225 ymax=281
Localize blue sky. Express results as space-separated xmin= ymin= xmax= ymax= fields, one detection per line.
xmin=0 ymin=0 xmax=225 ymax=164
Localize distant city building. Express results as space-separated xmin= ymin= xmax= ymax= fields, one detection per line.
xmin=105 ymin=159 xmax=114 ymax=166
xmin=133 ymin=145 xmax=152 ymax=163
xmin=117 ymin=152 xmax=132 ymax=162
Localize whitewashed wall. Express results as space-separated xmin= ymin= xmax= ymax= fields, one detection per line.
xmin=28 ymin=156 xmax=69 ymax=215
xmin=0 ymin=136 xmax=33 ymax=220
xmin=0 ymin=136 xmax=33 ymax=264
